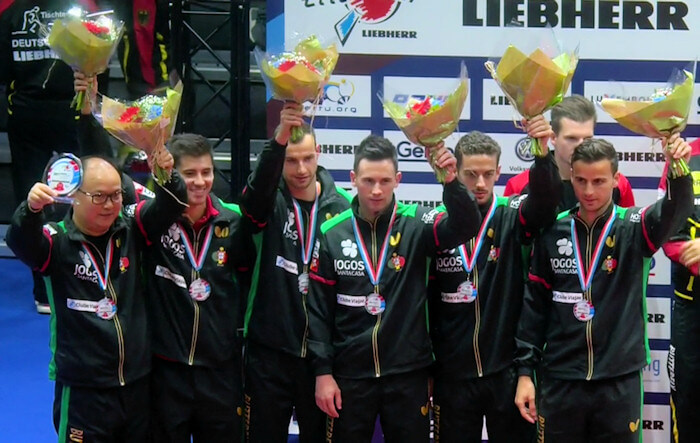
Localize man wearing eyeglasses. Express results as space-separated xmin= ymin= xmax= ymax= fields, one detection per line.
xmin=5 ymin=151 xmax=187 ymax=442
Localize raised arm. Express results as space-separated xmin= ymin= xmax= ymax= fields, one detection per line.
xmin=427 ymin=143 xmax=481 ymax=251
xmin=240 ymin=103 xmax=303 ymax=230
xmin=134 ymin=149 xmax=188 ymax=242
xmin=5 ymin=183 xmax=57 ymax=272
xmin=641 ymin=134 xmax=693 ymax=254
xmin=518 ymin=156 xmax=561 ymax=234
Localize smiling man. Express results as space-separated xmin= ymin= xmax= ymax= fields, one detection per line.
xmin=5 ymin=152 xmax=187 ymax=442
xmin=515 ymin=136 xmax=692 ymax=442
xmin=141 ymin=133 xmax=252 ymax=442
xmin=308 ymin=135 xmax=481 ymax=442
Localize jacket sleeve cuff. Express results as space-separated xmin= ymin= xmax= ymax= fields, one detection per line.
xmin=517 ymin=366 xmax=534 ymax=378
xmin=314 ymin=364 xmax=333 ymax=376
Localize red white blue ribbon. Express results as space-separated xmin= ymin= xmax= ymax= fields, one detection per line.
xmin=81 ymin=240 xmax=113 ymax=292
xmin=458 ymin=194 xmax=497 ymax=274
xmin=352 ymin=202 xmax=398 ymax=287
xmin=292 ymin=182 xmax=320 ymax=268
xmin=178 ymin=223 xmax=214 ymax=272
xmin=571 ymin=205 xmax=617 ymax=291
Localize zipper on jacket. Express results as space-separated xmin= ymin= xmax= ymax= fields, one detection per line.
xmin=579 ymin=219 xmax=598 ymax=381
xmin=89 ymin=237 xmax=126 ymax=386
xmin=188 ymin=227 xmax=203 ymax=365
xmin=370 ymin=219 xmax=381 ymax=377
xmin=301 ymin=208 xmax=311 ymax=358
xmin=471 ymin=250 xmax=483 ymax=377
xmin=107 ymin=281 xmax=126 ymax=386
xmin=301 ymin=274 xmax=309 ymax=358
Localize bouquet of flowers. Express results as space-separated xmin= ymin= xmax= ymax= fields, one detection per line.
xmin=485 ymin=39 xmax=578 ymax=156
xmin=381 ymin=63 xmax=468 ymax=183
xmin=42 ymin=8 xmax=124 ymax=111
xmin=255 ymin=35 xmax=339 ymax=142
xmin=94 ymin=82 xmax=183 ymax=184
xmin=599 ymin=69 xmax=694 ymax=177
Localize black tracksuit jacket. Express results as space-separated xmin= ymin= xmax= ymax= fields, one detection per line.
xmin=308 ymin=179 xmax=481 ymax=379
xmin=430 ymin=155 xmax=561 ymax=381
xmin=5 ymin=172 xmax=187 ymax=387
xmin=516 ymin=173 xmax=693 ymax=381
xmin=142 ymin=195 xmax=251 ymax=366
xmin=240 ymin=140 xmax=352 ymax=358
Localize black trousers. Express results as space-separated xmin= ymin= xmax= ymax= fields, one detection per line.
xmin=53 ymin=375 xmax=150 ymax=443
xmin=668 ymin=295 xmax=700 ymax=442
xmin=150 ymin=357 xmax=243 ymax=443
xmin=327 ymin=368 xmax=431 ymax=443
xmin=244 ymin=342 xmax=325 ymax=443
xmin=433 ymin=367 xmax=534 ymax=443
xmin=537 ymin=371 xmax=642 ymax=443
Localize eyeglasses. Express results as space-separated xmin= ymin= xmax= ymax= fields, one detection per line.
xmin=76 ymin=189 xmax=124 ymax=205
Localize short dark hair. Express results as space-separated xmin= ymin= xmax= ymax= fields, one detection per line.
xmin=551 ymin=95 xmax=597 ymax=134
xmin=354 ymin=135 xmax=398 ymax=172
xmin=168 ymin=133 xmax=213 ymax=168
xmin=454 ymin=131 xmax=501 ymax=169
xmin=571 ymin=138 xmax=618 ymax=174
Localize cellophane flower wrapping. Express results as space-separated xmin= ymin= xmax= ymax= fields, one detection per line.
xmin=381 ymin=63 xmax=469 ymax=183
xmin=485 ymin=32 xmax=578 ymax=157
xmin=94 ymin=82 xmax=183 ymax=184
xmin=255 ymin=35 xmax=339 ymax=142
xmin=41 ymin=9 xmax=124 ymax=110
xmin=599 ymin=69 xmax=694 ymax=177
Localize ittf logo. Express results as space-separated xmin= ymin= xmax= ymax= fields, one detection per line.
xmin=335 ymin=0 xmax=412 ymax=44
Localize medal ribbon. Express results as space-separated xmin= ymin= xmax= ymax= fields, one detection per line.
xmin=178 ymin=223 xmax=214 ymax=272
xmin=352 ymin=202 xmax=398 ymax=287
xmin=571 ymin=205 xmax=617 ymax=291
xmin=458 ymin=194 xmax=497 ymax=274
xmin=292 ymin=182 xmax=321 ymax=269
xmin=81 ymin=239 xmax=113 ymax=292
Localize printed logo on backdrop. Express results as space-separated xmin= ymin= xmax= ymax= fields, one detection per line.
xmin=514 ymin=138 xmax=535 ymax=162
xmin=642 ymin=405 xmax=669 ymax=440
xmin=315 ymin=128 xmax=371 ymax=171
xmin=462 ymin=1 xmax=689 ymax=30
xmin=308 ymin=0 xmax=416 ymax=45
xmin=383 ymin=77 xmax=471 ymax=120
xmin=584 ymin=81 xmax=670 ymax=124
xmin=642 ymin=350 xmax=670 ymax=394
xmin=691 ymin=89 xmax=700 ymax=125
xmin=646 ymin=296 xmax=670 ymax=340
xmin=303 ymin=76 xmax=372 ymax=117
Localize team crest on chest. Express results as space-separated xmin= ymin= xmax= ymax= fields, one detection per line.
xmin=601 ymin=255 xmax=617 ymax=274
xmin=212 ymin=247 xmax=228 ymax=266
xmin=488 ymin=246 xmax=499 ymax=262
xmin=388 ymin=252 xmax=406 ymax=271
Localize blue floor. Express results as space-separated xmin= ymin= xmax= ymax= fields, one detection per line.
xmin=0 ymin=257 xmax=391 ymax=442
xmin=0 ymin=257 xmax=306 ymax=441
xmin=0 ymin=258 xmax=55 ymax=440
